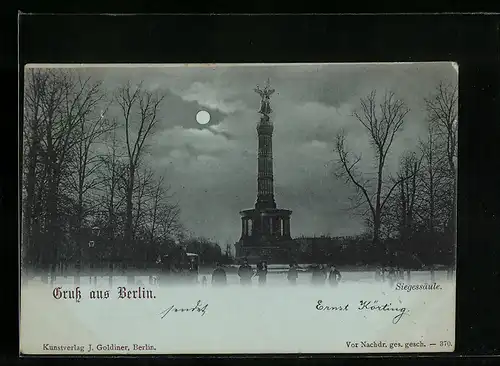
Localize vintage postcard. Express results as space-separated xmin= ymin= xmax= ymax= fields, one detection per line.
xmin=20 ymin=62 xmax=457 ymax=354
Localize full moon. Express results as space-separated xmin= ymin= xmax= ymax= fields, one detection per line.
xmin=196 ymin=110 xmax=211 ymax=125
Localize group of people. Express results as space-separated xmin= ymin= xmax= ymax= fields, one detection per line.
xmin=206 ymin=260 xmax=342 ymax=287
xmin=238 ymin=259 xmax=269 ymax=285
xmin=153 ymin=254 xmax=200 ymax=285
xmin=210 ymin=259 xmax=269 ymax=286
xmin=310 ymin=264 xmax=342 ymax=286
xmin=375 ymin=266 xmax=405 ymax=286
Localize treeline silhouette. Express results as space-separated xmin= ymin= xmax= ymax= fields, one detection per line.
xmin=21 ymin=69 xmax=234 ymax=279
xmin=259 ymin=83 xmax=457 ymax=269
xmin=290 ymin=233 xmax=453 ymax=268
xmin=331 ymin=83 xmax=457 ymax=268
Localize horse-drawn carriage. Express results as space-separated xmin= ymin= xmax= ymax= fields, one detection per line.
xmin=155 ymin=247 xmax=199 ymax=285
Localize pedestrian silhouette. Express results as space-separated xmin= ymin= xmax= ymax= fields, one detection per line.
xmin=312 ymin=264 xmax=326 ymax=285
xmin=287 ymin=263 xmax=298 ymax=285
xmin=328 ymin=265 xmax=342 ymax=287
xmin=256 ymin=261 xmax=268 ymax=286
xmin=238 ymin=258 xmax=253 ymax=286
xmin=212 ymin=262 xmax=227 ymax=286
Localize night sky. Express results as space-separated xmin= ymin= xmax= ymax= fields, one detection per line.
xmin=35 ymin=63 xmax=458 ymax=245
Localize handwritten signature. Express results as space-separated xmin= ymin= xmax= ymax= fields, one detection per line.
xmin=316 ymin=299 xmax=410 ymax=324
xmin=357 ymin=300 xmax=410 ymax=324
xmin=160 ymin=300 xmax=208 ymax=319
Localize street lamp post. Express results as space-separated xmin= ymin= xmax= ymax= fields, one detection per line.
xmin=92 ymin=226 xmax=101 ymax=237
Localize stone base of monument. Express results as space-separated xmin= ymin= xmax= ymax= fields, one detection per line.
xmin=235 ymin=244 xmax=297 ymax=265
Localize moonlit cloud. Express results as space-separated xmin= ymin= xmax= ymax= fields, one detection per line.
xmin=181 ymin=81 xmax=248 ymax=114
xmin=154 ymin=126 xmax=235 ymax=155
xmin=84 ymin=63 xmax=457 ymax=244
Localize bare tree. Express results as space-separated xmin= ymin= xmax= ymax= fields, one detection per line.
xmin=114 ymin=81 xmax=165 ymax=256
xmin=380 ymin=151 xmax=422 ymax=240
xmin=23 ymin=69 xmax=50 ymax=268
xmin=424 ymin=82 xmax=458 ymax=236
xmin=395 ymin=151 xmax=423 ymax=241
xmin=132 ymin=167 xmax=155 ymax=238
xmin=51 ymin=72 xmax=105 ymax=266
xmin=98 ymin=117 xmax=127 ymax=242
xmin=334 ymin=91 xmax=410 ymax=251
xmin=66 ymin=82 xmax=110 ymax=245
xmin=147 ymin=175 xmax=166 ymax=244
xmin=417 ymin=123 xmax=452 ymax=233
xmin=157 ymin=199 xmax=182 ymax=242
xmin=135 ymin=175 xmax=183 ymax=261
xmin=22 ymin=69 xmax=106 ymax=281
xmin=31 ymin=70 xmax=69 ymax=272
xmin=23 ymin=71 xmax=189 ymax=278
